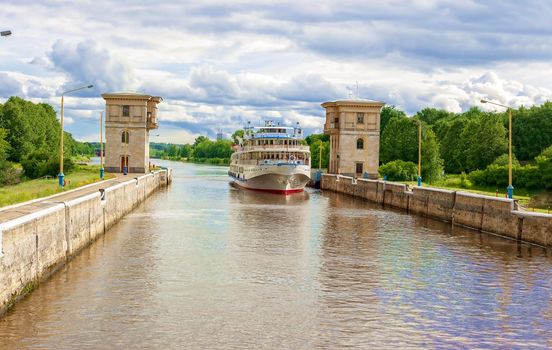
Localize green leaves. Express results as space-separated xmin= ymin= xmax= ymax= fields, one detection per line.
xmin=379 ymin=160 xmax=418 ymax=181
xmin=380 ymin=116 xmax=443 ymax=183
xmin=309 ymin=139 xmax=329 ymax=169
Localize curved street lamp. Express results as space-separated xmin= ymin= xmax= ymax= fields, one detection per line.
xmin=58 ymin=84 xmax=94 ymax=188
xmin=417 ymin=119 xmax=422 ymax=187
xmin=480 ymin=99 xmax=514 ymax=199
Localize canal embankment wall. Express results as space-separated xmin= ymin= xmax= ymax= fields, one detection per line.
xmin=321 ymin=174 xmax=552 ymax=247
xmin=0 ymin=169 xmax=172 ymax=314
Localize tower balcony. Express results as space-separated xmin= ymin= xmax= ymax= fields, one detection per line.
xmin=147 ymin=113 xmax=158 ymax=130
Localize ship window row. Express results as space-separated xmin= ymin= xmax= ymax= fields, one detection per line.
xmin=235 ymin=151 xmax=309 ymax=160
xmin=251 ymin=139 xmax=300 ymax=146
xmin=258 ymin=128 xmax=289 ymax=133
xmin=233 ymin=151 xmax=310 ymax=165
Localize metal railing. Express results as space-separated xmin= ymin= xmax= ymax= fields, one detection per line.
xmin=240 ymin=144 xmax=310 ymax=152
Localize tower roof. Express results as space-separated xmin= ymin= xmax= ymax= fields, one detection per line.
xmin=321 ymin=98 xmax=384 ymax=108
xmin=102 ymin=92 xmax=163 ymax=102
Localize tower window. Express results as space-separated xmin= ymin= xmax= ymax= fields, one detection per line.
xmin=356 ymin=138 xmax=364 ymax=149
xmin=122 ymin=130 xmax=130 ymax=144
xmin=357 ymin=113 xmax=365 ymax=124
xmin=122 ymin=105 xmax=130 ymax=117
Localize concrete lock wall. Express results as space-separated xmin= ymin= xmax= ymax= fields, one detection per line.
xmin=382 ymin=182 xmax=409 ymax=209
xmin=320 ymin=174 xmax=552 ymax=248
xmin=0 ymin=169 xmax=171 ymax=314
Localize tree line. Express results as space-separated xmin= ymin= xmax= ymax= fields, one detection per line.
xmin=0 ymin=97 xmax=95 ymax=184
xmin=150 ymin=135 xmax=234 ymax=165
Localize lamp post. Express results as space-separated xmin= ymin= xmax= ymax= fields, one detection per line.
xmin=123 ymin=128 xmax=128 ymax=175
xmin=417 ymin=119 xmax=422 ymax=187
xmin=481 ymin=99 xmax=514 ymax=199
xmin=1 ymin=30 xmax=12 ymax=37
xmin=100 ymin=112 xmax=104 ymax=180
xmin=58 ymin=84 xmax=94 ymax=188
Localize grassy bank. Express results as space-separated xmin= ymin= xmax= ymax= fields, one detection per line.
xmin=405 ymin=174 xmax=551 ymax=212
xmin=0 ymin=164 xmax=115 ymax=207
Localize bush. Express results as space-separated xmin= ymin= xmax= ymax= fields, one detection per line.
xmin=379 ymin=160 xmax=418 ymax=181
xmin=0 ymin=160 xmax=21 ymax=185
xmin=459 ymin=171 xmax=470 ymax=188
xmin=21 ymin=150 xmax=74 ymax=179
xmin=492 ymin=153 xmax=520 ymax=167
xmin=468 ymin=164 xmax=543 ymax=189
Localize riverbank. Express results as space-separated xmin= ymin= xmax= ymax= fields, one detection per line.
xmin=0 ymin=168 xmax=172 ymax=315
xmin=0 ymin=164 xmax=114 ymax=207
xmin=321 ymin=174 xmax=552 ymax=247
xmin=404 ymin=173 xmax=551 ymax=212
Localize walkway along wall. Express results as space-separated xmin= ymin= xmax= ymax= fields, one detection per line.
xmin=0 ymin=169 xmax=171 ymax=314
xmin=321 ymin=174 xmax=552 ymax=248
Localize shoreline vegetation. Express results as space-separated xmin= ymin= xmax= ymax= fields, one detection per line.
xmin=0 ymin=164 xmax=114 ymax=207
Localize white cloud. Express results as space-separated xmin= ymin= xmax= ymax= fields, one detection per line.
xmin=45 ymin=40 xmax=138 ymax=96
xmin=1 ymin=0 xmax=551 ymax=142
xmin=0 ymin=73 xmax=24 ymax=96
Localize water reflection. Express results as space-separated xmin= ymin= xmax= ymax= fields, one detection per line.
xmin=0 ymin=161 xmax=551 ymax=349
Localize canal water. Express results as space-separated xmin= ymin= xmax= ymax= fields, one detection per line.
xmin=1 ymin=161 xmax=551 ymax=349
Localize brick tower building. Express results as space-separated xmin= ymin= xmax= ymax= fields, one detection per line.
xmin=322 ymin=99 xmax=385 ymax=179
xmin=102 ymin=93 xmax=162 ymax=173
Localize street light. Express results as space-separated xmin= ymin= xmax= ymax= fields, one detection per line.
xmin=58 ymin=84 xmax=94 ymax=188
xmin=100 ymin=112 xmax=104 ymax=180
xmin=1 ymin=30 xmax=12 ymax=37
xmin=123 ymin=128 xmax=128 ymax=175
xmin=417 ymin=119 xmax=422 ymax=186
xmin=480 ymin=99 xmax=514 ymax=199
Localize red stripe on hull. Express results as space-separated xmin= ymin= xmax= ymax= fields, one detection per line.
xmin=232 ymin=181 xmax=304 ymax=195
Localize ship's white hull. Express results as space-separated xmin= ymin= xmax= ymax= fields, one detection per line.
xmin=230 ymin=163 xmax=310 ymax=194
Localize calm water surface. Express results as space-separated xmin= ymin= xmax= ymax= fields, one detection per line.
xmin=1 ymin=161 xmax=552 ymax=349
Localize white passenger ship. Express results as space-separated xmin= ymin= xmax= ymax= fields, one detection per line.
xmin=228 ymin=121 xmax=311 ymax=194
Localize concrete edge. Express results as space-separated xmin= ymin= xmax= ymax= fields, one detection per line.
xmin=0 ymin=177 xmax=115 ymax=213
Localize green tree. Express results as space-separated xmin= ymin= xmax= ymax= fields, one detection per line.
xmin=511 ymin=102 xmax=552 ymax=161
xmin=535 ymin=146 xmax=552 ymax=189
xmin=231 ymin=129 xmax=245 ymax=144
xmin=167 ymin=144 xmax=178 ymax=157
xmin=0 ymin=128 xmax=18 ymax=185
xmin=179 ymin=144 xmax=193 ymax=158
xmin=193 ymin=136 xmax=208 ymax=147
xmin=415 ymin=108 xmax=454 ymax=125
xmin=380 ymin=116 xmax=443 ymax=182
xmin=461 ymin=109 xmax=507 ymax=172
xmin=305 ymin=133 xmax=329 ymax=145
xmin=0 ymin=97 xmax=62 ymax=163
xmin=310 ymin=140 xmax=329 ymax=169
xmin=380 ymin=106 xmax=407 ymax=135
xmin=433 ymin=116 xmax=469 ymax=173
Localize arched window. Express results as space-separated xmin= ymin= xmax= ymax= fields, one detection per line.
xmin=121 ymin=131 xmax=130 ymax=144
xmin=356 ymin=138 xmax=364 ymax=150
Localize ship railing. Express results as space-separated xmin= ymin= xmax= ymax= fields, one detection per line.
xmin=257 ymin=159 xmax=307 ymax=166
xmin=236 ymin=159 xmax=310 ymax=166
xmin=240 ymin=144 xmax=310 ymax=152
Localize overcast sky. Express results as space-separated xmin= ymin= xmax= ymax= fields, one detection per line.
xmin=1 ymin=0 xmax=551 ymax=143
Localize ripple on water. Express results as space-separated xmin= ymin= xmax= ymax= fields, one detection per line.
xmin=0 ymin=161 xmax=551 ymax=349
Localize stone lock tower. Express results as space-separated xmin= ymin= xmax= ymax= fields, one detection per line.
xmin=322 ymin=99 xmax=385 ymax=179
xmin=102 ymin=93 xmax=162 ymax=173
